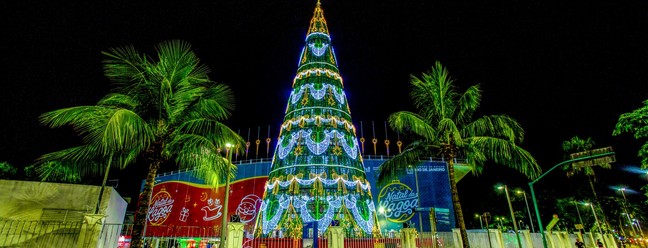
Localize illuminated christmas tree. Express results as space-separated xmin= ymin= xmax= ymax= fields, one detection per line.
xmin=256 ymin=1 xmax=377 ymax=237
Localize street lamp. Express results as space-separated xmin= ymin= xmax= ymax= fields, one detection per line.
xmin=573 ymin=201 xmax=584 ymax=231
xmin=495 ymin=217 xmax=504 ymax=230
xmin=583 ymin=202 xmax=605 ymax=246
xmin=516 ymin=190 xmax=535 ymax=233
xmin=475 ymin=214 xmax=484 ymax=229
xmin=618 ymin=188 xmax=638 ymax=237
xmin=528 ymin=147 xmax=615 ymax=248
xmin=498 ymin=185 xmax=522 ymax=248
xmin=220 ymin=143 xmax=234 ymax=248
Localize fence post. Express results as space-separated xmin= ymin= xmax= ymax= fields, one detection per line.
xmin=227 ymin=223 xmax=245 ymax=248
xmin=76 ymin=214 xmax=105 ymax=248
xmin=328 ymin=226 xmax=344 ymax=248
xmin=452 ymin=228 xmax=463 ymax=248
xmin=400 ymin=228 xmax=417 ymax=248
xmin=520 ymin=230 xmax=533 ymax=248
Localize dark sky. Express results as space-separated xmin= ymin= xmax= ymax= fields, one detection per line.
xmin=2 ymin=0 xmax=647 ymax=218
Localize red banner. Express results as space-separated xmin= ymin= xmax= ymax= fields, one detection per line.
xmin=145 ymin=177 xmax=267 ymax=236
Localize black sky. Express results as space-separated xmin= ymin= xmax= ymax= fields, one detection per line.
xmin=1 ymin=0 xmax=647 ymax=217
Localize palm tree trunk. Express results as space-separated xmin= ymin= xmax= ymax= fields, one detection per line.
xmin=447 ymin=158 xmax=470 ymax=247
xmin=130 ymin=160 xmax=161 ymax=248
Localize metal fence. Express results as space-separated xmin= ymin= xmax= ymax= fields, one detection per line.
xmin=0 ymin=220 xmax=83 ymax=247
xmin=2 ymin=221 xmax=626 ymax=248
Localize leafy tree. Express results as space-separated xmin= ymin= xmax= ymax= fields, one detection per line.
xmin=377 ymin=61 xmax=541 ymax=247
xmin=38 ymin=40 xmax=243 ymax=248
xmin=613 ymin=100 xmax=648 ymax=204
xmin=614 ymin=100 xmax=648 ymax=167
xmin=0 ymin=161 xmax=18 ymax=179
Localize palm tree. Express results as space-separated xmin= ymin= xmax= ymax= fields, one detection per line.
xmin=377 ymin=61 xmax=540 ymax=248
xmin=38 ymin=40 xmax=243 ymax=248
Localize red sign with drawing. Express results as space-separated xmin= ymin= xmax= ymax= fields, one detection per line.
xmin=144 ymin=177 xmax=267 ymax=236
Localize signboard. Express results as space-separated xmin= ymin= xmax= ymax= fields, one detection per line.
xmin=377 ymin=180 xmax=418 ymax=223
xmin=144 ymin=177 xmax=266 ymax=236
xmin=574 ymin=224 xmax=584 ymax=230
xmin=570 ymin=146 xmax=616 ymax=169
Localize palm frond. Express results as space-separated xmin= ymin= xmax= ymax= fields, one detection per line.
xmin=460 ymin=145 xmax=487 ymax=175
xmin=198 ymin=84 xmax=236 ymax=120
xmin=438 ymin=117 xmax=463 ymax=146
xmin=35 ymin=161 xmax=83 ymax=183
xmin=452 ymin=84 xmax=481 ymax=126
xmin=376 ymin=141 xmax=429 ymax=185
xmin=462 ymin=115 xmax=525 ymax=143
xmin=388 ymin=111 xmax=436 ymax=141
xmin=35 ymin=146 xmax=107 ymax=178
xmin=99 ymin=109 xmax=153 ymax=155
xmin=176 ymin=118 xmax=246 ymax=148
xmin=98 ymin=93 xmax=139 ymax=110
xmin=468 ymin=136 xmax=541 ymax=179
xmin=170 ymin=134 xmax=237 ymax=188
xmin=411 ymin=61 xmax=458 ymax=121
xmin=102 ymin=45 xmax=148 ymax=85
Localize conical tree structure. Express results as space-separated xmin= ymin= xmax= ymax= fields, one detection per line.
xmin=256 ymin=2 xmax=377 ymax=237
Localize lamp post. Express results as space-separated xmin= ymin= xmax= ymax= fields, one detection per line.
xmin=618 ymin=188 xmax=638 ymax=237
xmin=495 ymin=217 xmax=504 ymax=230
xmin=516 ymin=190 xmax=535 ymax=233
xmin=584 ymin=202 xmax=605 ymax=246
xmin=528 ymin=148 xmax=615 ymax=248
xmin=574 ymin=201 xmax=584 ymax=229
xmin=475 ymin=214 xmax=484 ymax=229
xmin=220 ymin=143 xmax=233 ymax=248
xmin=498 ymin=185 xmax=522 ymax=248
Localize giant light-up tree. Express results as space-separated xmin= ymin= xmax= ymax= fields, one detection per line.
xmin=255 ymin=1 xmax=377 ymax=238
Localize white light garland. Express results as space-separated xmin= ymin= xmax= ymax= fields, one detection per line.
xmin=276 ymin=129 xmax=359 ymax=159
xmin=261 ymin=194 xmax=373 ymax=235
xmin=309 ymin=43 xmax=329 ymax=56
xmin=260 ymin=195 xmax=290 ymax=234
xmin=289 ymin=83 xmax=346 ymax=105
xmin=345 ymin=196 xmax=375 ymax=233
xmin=280 ymin=115 xmax=355 ymax=133
xmin=265 ymin=174 xmax=370 ymax=192
xmin=305 ymin=32 xmax=331 ymax=41
xmin=293 ymin=69 xmax=343 ymax=87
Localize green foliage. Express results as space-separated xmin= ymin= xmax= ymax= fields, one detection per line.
xmin=613 ymin=100 xmax=648 ymax=167
xmin=37 ymin=40 xmax=243 ymax=247
xmin=27 ymin=161 xmax=82 ymax=183
xmin=0 ymin=161 xmax=18 ymax=179
xmin=378 ymin=61 xmax=540 ymax=247
xmin=562 ymin=136 xmax=611 ymax=178
xmin=378 ymin=61 xmax=540 ymax=182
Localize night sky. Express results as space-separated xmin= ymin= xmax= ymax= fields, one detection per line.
xmin=2 ymin=0 xmax=647 ymax=219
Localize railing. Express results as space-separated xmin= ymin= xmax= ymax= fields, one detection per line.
xmin=6 ymin=220 xmax=624 ymax=248
xmin=0 ymin=220 xmax=82 ymax=247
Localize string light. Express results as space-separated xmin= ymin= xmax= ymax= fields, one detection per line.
xmin=276 ymin=129 xmax=359 ymax=159
xmin=260 ymin=194 xmax=373 ymax=235
xmin=308 ymin=43 xmax=329 ymax=56
xmin=292 ymin=68 xmax=343 ymax=87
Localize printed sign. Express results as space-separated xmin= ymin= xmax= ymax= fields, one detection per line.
xmin=147 ymin=187 xmax=174 ymax=226
xmin=377 ymin=180 xmax=418 ymax=223
xmin=144 ymin=177 xmax=266 ymax=236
